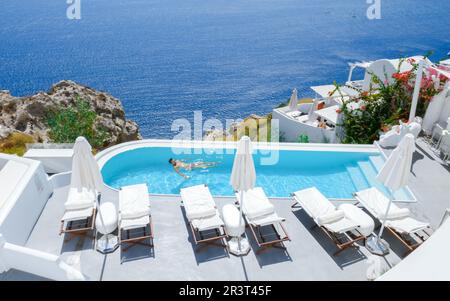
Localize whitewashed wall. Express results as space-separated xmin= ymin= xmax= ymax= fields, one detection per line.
xmin=0 ymin=154 xmax=53 ymax=245
xmin=0 ymin=234 xmax=85 ymax=280
xmin=0 ymin=155 xmax=87 ymax=280
xmin=272 ymin=108 xmax=336 ymax=143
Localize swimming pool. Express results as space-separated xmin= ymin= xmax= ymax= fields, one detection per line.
xmin=99 ymin=141 xmax=409 ymax=200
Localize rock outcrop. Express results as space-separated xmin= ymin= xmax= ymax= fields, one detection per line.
xmin=0 ymin=80 xmax=141 ymax=146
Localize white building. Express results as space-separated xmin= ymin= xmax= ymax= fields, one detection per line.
xmin=0 ymin=153 xmax=85 ymax=280
xmin=273 ymin=56 xmax=430 ymax=143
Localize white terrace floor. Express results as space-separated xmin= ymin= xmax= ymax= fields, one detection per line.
xmin=2 ymin=138 xmax=450 ymax=281
xmin=380 ymin=138 xmax=450 ymax=229
xmin=1 ymin=191 xmax=397 ymax=281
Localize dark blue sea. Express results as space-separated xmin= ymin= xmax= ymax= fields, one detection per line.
xmin=1 ymin=0 xmax=449 ymax=138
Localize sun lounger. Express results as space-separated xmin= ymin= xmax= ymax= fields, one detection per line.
xmin=354 ymin=187 xmax=432 ymax=255
xmin=235 ymin=187 xmax=290 ymax=254
xmin=292 ymin=187 xmax=366 ymax=255
xmin=60 ymin=187 xmax=97 ymax=241
xmin=180 ymin=184 xmax=227 ymax=252
xmin=118 ymin=184 xmax=153 ymax=257
xmin=439 ymin=130 xmax=450 ymax=162
xmin=286 ymin=111 xmax=303 ymax=118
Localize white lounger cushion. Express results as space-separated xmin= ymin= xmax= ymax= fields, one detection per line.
xmin=316 ymin=210 xmax=345 ymax=225
xmin=236 ymin=187 xmax=275 ymax=219
xmin=119 ymin=184 xmax=151 ymax=219
xmin=293 ymin=187 xmax=337 ymax=218
xmin=191 ymin=210 xmax=224 ymax=231
xmin=293 ymin=187 xmax=359 ymax=233
xmin=247 ymin=211 xmax=285 ymax=227
xmin=180 ymin=184 xmax=217 ymax=220
xmin=64 ymin=187 xmax=96 ymax=211
xmin=354 ymin=187 xmax=410 ymax=219
xmin=386 ymin=217 xmax=429 ymax=234
xmin=120 ymin=215 xmax=150 ymax=231
xmin=385 ymin=208 xmax=411 ymax=220
xmin=321 ymin=216 xmax=360 ymax=234
xmin=62 ymin=206 xmax=95 ymax=222
xmin=355 ymin=187 xmax=429 ymax=233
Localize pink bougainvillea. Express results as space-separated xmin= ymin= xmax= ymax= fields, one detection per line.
xmin=337 ymin=55 xmax=448 ymax=144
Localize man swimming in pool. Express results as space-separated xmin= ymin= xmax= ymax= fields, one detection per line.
xmin=168 ymin=158 xmax=218 ymax=179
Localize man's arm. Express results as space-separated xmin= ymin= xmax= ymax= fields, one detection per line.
xmin=173 ymin=166 xmax=189 ymax=179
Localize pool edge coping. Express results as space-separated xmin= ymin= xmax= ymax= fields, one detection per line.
xmin=95 ymin=139 xmax=416 ymax=203
xmin=96 ymin=139 xmax=380 ymax=168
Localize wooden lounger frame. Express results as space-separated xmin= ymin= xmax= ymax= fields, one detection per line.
xmin=291 ymin=202 xmax=365 ymax=256
xmin=190 ymin=223 xmax=228 ymax=253
xmin=385 ymin=224 xmax=431 ymax=256
xmin=315 ymin=224 xmax=365 ymax=256
xmin=353 ymin=200 xmax=432 ymax=256
xmin=59 ymin=208 xmax=97 ymax=242
xmin=181 ymin=184 xmax=228 ymax=253
xmin=246 ymin=217 xmax=290 ymax=254
xmin=119 ymin=215 xmax=154 ymax=254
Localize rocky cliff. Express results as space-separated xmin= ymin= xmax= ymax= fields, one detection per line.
xmin=0 ymin=80 xmax=141 ymax=147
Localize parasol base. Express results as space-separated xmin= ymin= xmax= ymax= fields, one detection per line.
xmin=366 ymin=235 xmax=390 ymax=256
xmin=228 ymin=237 xmax=250 ymax=256
xmin=96 ymin=233 xmax=119 ymax=254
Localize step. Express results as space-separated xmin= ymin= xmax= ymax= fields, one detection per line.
xmin=368 ymin=155 xmax=414 ymax=201
xmin=357 ymin=160 xmax=391 ymax=196
xmin=368 ymin=155 xmax=385 ymax=172
xmin=346 ymin=165 xmax=370 ymax=192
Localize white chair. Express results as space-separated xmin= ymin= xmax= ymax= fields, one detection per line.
xmin=379 ymin=121 xmax=421 ymax=148
xmin=424 ymin=117 xmax=450 ymax=149
xmin=439 ymin=130 xmax=450 ymax=162
xmin=354 ymin=187 xmax=432 ymax=255
xmin=118 ymin=184 xmax=153 ymax=258
xmin=430 ymin=122 xmax=446 ymax=148
xmin=235 ymin=187 xmax=290 ymax=254
xmin=292 ymin=187 xmax=368 ymax=255
xmin=60 ymin=187 xmax=97 ymax=241
xmin=180 ymin=184 xmax=227 ymax=252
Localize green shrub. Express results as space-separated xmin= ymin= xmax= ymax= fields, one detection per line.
xmin=336 ymin=54 xmax=446 ymax=144
xmin=297 ymin=134 xmax=309 ymax=143
xmin=46 ymin=97 xmax=109 ymax=149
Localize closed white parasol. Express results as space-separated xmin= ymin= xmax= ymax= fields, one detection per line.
xmin=367 ymin=133 xmax=415 ymax=255
xmin=71 ymin=136 xmax=104 ymax=194
xmin=229 ymin=136 xmax=256 ymax=255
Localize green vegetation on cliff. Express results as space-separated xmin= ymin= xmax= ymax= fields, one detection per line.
xmin=46 ymin=97 xmax=109 ymax=149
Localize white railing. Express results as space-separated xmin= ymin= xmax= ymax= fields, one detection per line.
xmin=49 ymin=171 xmax=72 ymax=189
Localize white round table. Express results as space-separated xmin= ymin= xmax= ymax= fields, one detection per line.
xmin=222 ymin=204 xmax=250 ymax=256
xmin=95 ymin=202 xmax=119 ymax=254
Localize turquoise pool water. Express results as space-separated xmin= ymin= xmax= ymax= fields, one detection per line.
xmin=101 ymin=147 xmax=386 ymax=199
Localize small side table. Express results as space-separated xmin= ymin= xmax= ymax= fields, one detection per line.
xmin=222 ymin=204 xmax=250 ymax=256
xmin=96 ymin=202 xmax=119 ymax=254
